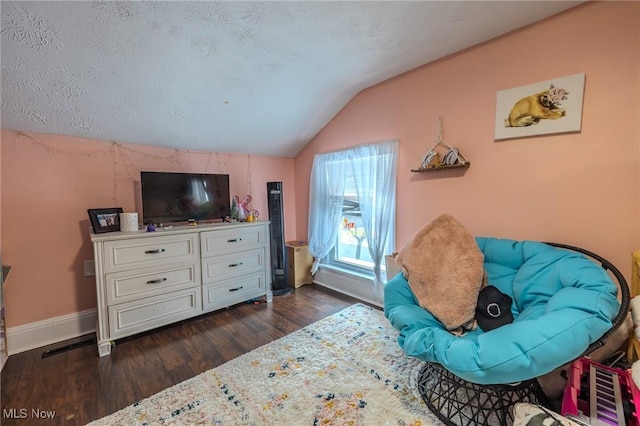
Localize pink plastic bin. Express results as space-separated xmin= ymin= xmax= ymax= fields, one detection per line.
xmin=562 ymin=357 xmax=640 ymax=426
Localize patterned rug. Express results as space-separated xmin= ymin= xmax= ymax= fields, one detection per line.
xmin=88 ymin=303 xmax=442 ymax=425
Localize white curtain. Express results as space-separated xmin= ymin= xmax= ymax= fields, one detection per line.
xmin=350 ymin=140 xmax=399 ymax=303
xmin=308 ymin=140 xmax=399 ymax=303
xmin=308 ymin=151 xmax=349 ymax=274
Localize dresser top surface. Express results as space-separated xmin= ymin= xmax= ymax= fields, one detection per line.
xmin=90 ymin=220 xmax=269 ymax=243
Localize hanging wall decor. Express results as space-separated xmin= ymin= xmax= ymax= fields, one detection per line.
xmin=412 ymin=117 xmax=470 ymax=173
xmin=494 ymin=72 xmax=585 ymax=140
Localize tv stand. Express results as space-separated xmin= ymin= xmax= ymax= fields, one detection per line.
xmin=90 ymin=221 xmax=272 ymax=356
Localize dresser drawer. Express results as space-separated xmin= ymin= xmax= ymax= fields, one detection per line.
xmin=105 ymin=262 xmax=200 ymax=305
xmin=201 ymin=225 xmax=266 ymax=257
xmin=202 ymin=248 xmax=265 ymax=284
xmin=103 ymin=233 xmax=199 ymax=273
xmin=203 ymin=272 xmax=267 ymax=312
xmin=108 ymin=288 xmax=202 ymax=339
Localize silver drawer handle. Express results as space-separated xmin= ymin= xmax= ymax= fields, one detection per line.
xmin=228 ymin=262 xmax=243 ymax=268
xmin=229 ymin=286 xmax=244 ymax=292
xmin=227 ymin=238 xmax=242 ymax=243
xmin=147 ymin=277 xmax=168 ymax=284
xmin=145 ymin=248 xmax=166 ymax=254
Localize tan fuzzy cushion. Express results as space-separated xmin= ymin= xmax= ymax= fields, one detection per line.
xmin=395 ymin=213 xmax=485 ymax=331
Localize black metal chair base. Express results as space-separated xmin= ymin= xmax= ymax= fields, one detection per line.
xmin=417 ymin=362 xmax=549 ymax=426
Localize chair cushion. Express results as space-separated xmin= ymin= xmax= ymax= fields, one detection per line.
xmin=384 ymin=237 xmax=620 ymax=384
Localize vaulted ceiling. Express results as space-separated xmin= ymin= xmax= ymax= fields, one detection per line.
xmin=1 ymin=1 xmax=582 ymax=157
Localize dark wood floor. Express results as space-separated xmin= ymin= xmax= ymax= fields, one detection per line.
xmin=1 ymin=285 xmax=368 ymax=425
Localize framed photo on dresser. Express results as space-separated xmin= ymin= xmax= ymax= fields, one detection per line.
xmin=88 ymin=207 xmax=123 ymax=234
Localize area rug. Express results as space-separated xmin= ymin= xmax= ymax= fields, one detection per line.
xmin=88 ymin=303 xmax=442 ymax=425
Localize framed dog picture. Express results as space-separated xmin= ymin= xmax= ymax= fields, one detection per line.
xmin=88 ymin=207 xmax=123 ymax=234
xmin=494 ymin=72 xmax=585 ymax=140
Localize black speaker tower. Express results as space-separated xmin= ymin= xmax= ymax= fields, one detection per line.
xmin=267 ymin=182 xmax=292 ymax=296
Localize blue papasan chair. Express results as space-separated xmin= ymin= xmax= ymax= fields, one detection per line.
xmin=384 ymin=236 xmax=629 ymax=426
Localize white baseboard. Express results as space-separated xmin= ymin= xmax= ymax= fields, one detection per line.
xmin=6 ymin=309 xmax=97 ymax=355
xmin=313 ymin=267 xmax=382 ymax=308
xmin=4 ymin=272 xmax=380 ymax=357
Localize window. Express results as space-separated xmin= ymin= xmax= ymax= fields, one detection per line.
xmin=328 ymin=169 xmax=395 ymax=275
xmin=308 ymin=140 xmax=398 ymax=302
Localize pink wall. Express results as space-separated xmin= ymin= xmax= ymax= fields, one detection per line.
xmin=0 ymin=130 xmax=295 ymax=328
xmin=0 ymin=135 xmax=2 ymax=272
xmin=295 ymin=2 xmax=640 ymax=281
xmin=1 ymin=1 xmax=639 ymax=332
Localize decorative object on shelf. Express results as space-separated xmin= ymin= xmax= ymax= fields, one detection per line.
xmin=88 ymin=207 xmax=124 ymax=234
xmin=411 ymin=117 xmax=470 ymax=173
xmin=495 ymin=72 xmax=585 ymax=140
xmin=420 ymin=150 xmax=440 ymax=169
xmin=230 ymin=194 xmax=252 ymax=221
xmin=246 ymin=209 xmax=259 ymax=222
xmin=119 ymin=212 xmax=139 ymax=232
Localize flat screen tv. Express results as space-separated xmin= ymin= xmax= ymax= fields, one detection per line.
xmin=140 ymin=171 xmax=231 ymax=225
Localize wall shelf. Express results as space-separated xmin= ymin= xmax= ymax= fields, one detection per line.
xmin=411 ymin=162 xmax=470 ymax=173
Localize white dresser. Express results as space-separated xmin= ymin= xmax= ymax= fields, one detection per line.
xmin=91 ymin=221 xmax=271 ymax=356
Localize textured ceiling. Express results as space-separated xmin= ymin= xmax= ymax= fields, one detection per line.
xmin=1 ymin=1 xmax=581 ymax=157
